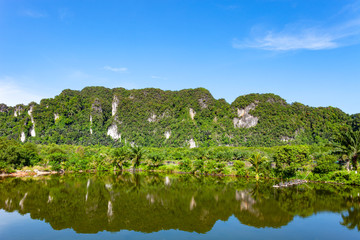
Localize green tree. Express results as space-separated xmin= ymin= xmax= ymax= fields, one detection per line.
xmin=248 ymin=152 xmax=267 ymax=180
xmin=112 ymin=146 xmax=130 ymax=171
xmin=333 ymin=130 xmax=360 ymax=170
xmin=147 ymin=152 xmax=164 ymax=168
xmin=274 ymin=145 xmax=310 ymax=178
xmin=130 ymin=145 xmax=145 ymax=169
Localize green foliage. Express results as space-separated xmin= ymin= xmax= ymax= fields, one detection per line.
xmin=112 ymin=146 xmax=130 ymax=170
xmin=50 ymin=161 xmax=62 ymax=171
xmin=274 ymin=145 xmax=310 ymax=178
xmin=147 ymin=152 xmax=165 ymax=169
xmin=179 ymin=158 xmax=192 ymax=172
xmin=313 ymin=155 xmax=340 ymax=174
xmin=0 ymin=137 xmax=41 ymax=171
xmin=248 ymin=152 xmax=267 ymax=180
xmin=0 ymin=87 xmax=353 ymax=148
xmin=332 ymin=130 xmax=360 ymax=170
xmin=130 ymin=145 xmax=146 ymax=169
xmin=233 ymin=160 xmax=245 ymax=171
xmin=0 ymin=137 xmax=359 ymax=185
xmin=193 ymin=160 xmax=205 ymax=174
xmin=0 ymin=161 xmax=14 ymax=173
xmin=327 ymin=171 xmax=360 ymax=185
xmin=48 ymin=152 xmax=68 ymax=164
xmin=204 ymin=160 xmax=226 ymax=174
xmin=352 ymin=114 xmax=360 ymax=131
xmin=48 ymin=146 xmax=65 ymax=154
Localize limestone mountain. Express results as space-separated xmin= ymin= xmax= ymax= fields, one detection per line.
xmin=0 ymin=87 xmax=355 ymax=147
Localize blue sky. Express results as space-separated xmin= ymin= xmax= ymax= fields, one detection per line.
xmin=0 ymin=0 xmax=359 ymax=114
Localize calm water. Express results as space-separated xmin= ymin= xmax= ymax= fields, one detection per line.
xmin=0 ymin=173 xmax=359 ymax=239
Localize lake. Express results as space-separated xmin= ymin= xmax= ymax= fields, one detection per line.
xmin=0 ymin=173 xmax=359 ymax=239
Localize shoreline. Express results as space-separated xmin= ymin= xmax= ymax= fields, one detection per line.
xmin=0 ymin=169 xmax=353 ymax=186
xmin=0 ymin=170 xmax=59 ymax=177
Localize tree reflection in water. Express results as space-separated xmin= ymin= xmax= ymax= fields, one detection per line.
xmin=0 ymin=173 xmax=359 ymax=233
xmin=341 ymin=206 xmax=360 ymax=231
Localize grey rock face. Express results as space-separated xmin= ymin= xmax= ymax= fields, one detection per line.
xmin=280 ymin=136 xmax=294 ymax=142
xmin=0 ymin=104 xmax=8 ymax=113
xmin=233 ymin=103 xmax=259 ymax=128
xmin=91 ymin=99 xmax=103 ymax=114
xmin=198 ymin=98 xmax=208 ymax=109
xmin=14 ymin=105 xmax=23 ymax=117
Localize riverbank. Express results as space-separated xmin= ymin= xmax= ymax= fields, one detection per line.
xmin=1 ymin=167 xmax=357 ymax=187
xmin=0 ymin=170 xmax=59 ymax=177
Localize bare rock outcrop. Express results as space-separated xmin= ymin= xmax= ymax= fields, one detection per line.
xmin=28 ymin=106 xmax=36 ymax=137
xmin=107 ymin=96 xmax=121 ymax=140
xmin=280 ymin=136 xmax=294 ymax=142
xmin=14 ymin=105 xmax=23 ymax=117
xmin=89 ymin=115 xmax=93 ymax=134
xmin=188 ymin=138 xmax=197 ymax=148
xmin=198 ymin=98 xmax=208 ymax=109
xmin=91 ymin=99 xmax=102 ymax=114
xmin=111 ymin=96 xmax=119 ymax=117
xmin=147 ymin=114 xmax=157 ymax=122
xmin=164 ymin=131 xmax=171 ymax=139
xmin=233 ymin=103 xmax=258 ymax=128
xmin=20 ymin=131 xmax=26 ymax=142
xmin=189 ymin=108 xmax=196 ymax=120
xmin=107 ymin=123 xmax=121 ymax=141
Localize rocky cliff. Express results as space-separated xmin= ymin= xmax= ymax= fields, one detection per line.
xmin=0 ymin=87 xmax=354 ymax=147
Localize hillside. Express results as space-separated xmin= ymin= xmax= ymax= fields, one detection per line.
xmin=0 ymin=87 xmax=356 ymax=147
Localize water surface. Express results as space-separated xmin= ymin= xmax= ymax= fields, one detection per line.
xmin=0 ymin=173 xmax=359 ymax=239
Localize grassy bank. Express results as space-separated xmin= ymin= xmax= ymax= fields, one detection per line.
xmin=1 ymin=137 xmax=359 ymax=185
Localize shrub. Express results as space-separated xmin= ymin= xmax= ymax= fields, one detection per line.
xmin=48 ymin=152 xmax=68 ymax=164
xmin=313 ymin=155 xmax=340 ymax=174
xmin=0 ymin=161 xmax=14 ymax=173
xmin=148 ymin=152 xmax=165 ymax=169
xmin=233 ymin=160 xmax=245 ymax=169
xmin=50 ymin=161 xmax=62 ymax=171
xmin=274 ymin=145 xmax=310 ymax=178
xmin=178 ymin=158 xmax=192 ymax=172
xmin=193 ymin=160 xmax=205 ymax=174
xmin=204 ymin=160 xmax=225 ymax=174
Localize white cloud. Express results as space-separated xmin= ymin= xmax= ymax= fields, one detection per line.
xmin=151 ymin=75 xmax=167 ymax=80
xmin=233 ymin=2 xmax=360 ymax=51
xmin=233 ymin=31 xmax=338 ymax=51
xmin=103 ymin=66 xmax=128 ymax=72
xmin=21 ymin=9 xmax=47 ymax=18
xmin=0 ymin=77 xmax=43 ymax=106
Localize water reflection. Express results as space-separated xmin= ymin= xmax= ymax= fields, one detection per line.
xmin=341 ymin=207 xmax=360 ymax=231
xmin=0 ymin=173 xmax=359 ymax=234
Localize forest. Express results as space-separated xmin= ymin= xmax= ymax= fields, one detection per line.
xmin=0 ymin=87 xmax=356 ymax=147
xmin=0 ymin=87 xmax=359 ymax=185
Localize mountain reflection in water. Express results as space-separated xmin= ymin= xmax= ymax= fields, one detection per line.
xmin=0 ymin=173 xmax=359 ymax=234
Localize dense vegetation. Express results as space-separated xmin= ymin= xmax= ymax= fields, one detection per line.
xmin=0 ymin=87 xmax=356 ymax=147
xmin=0 ymin=87 xmax=359 ymax=185
xmin=1 ymin=132 xmax=359 ymax=185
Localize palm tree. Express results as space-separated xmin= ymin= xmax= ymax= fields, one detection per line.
xmin=129 ymin=145 xmax=145 ymax=170
xmin=248 ymin=152 xmax=267 ymax=180
xmin=112 ymin=146 xmax=129 ymax=171
xmin=148 ymin=152 xmax=164 ymax=168
xmin=333 ymin=130 xmax=360 ymax=170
